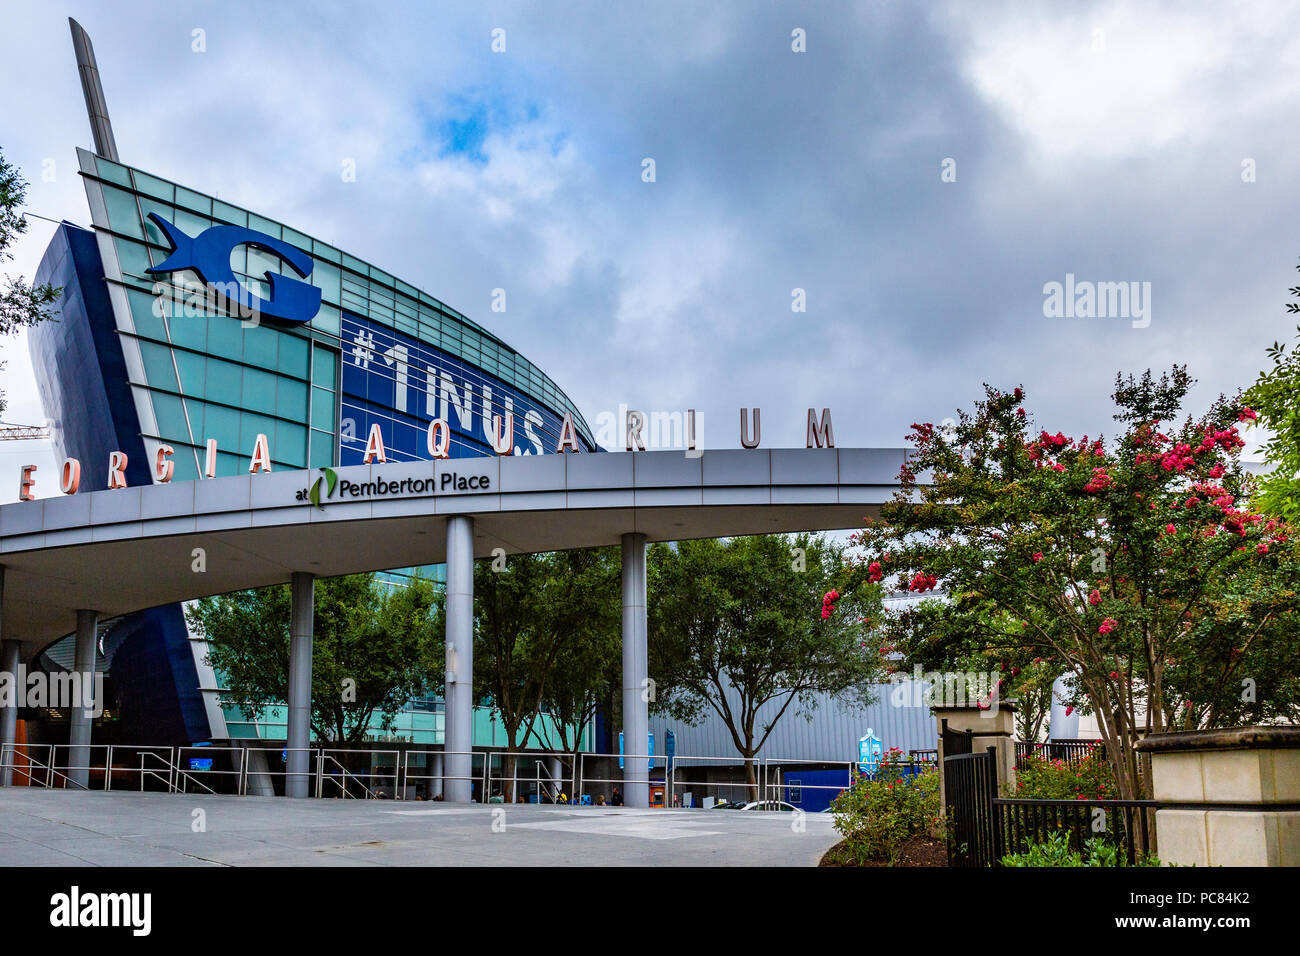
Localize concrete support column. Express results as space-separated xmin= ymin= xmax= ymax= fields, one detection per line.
xmin=431 ymin=751 xmax=444 ymax=800
xmin=1 ymin=629 xmax=19 ymax=786
xmin=444 ymin=515 xmax=475 ymax=803
xmin=621 ymin=532 xmax=649 ymax=809
xmin=285 ymin=572 xmax=314 ymax=798
xmin=67 ymin=609 xmax=98 ymax=789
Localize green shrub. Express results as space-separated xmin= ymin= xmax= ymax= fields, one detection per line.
xmin=1000 ymin=830 xmax=1160 ymax=867
xmin=829 ymin=748 xmax=941 ymax=864
xmin=1011 ymin=746 xmax=1116 ymax=800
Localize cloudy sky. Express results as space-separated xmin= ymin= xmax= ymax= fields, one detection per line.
xmin=2 ymin=0 xmax=1297 ymax=498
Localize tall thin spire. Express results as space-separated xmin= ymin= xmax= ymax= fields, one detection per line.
xmin=68 ymin=18 xmax=119 ymax=162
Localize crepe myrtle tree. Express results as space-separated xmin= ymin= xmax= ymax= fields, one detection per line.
xmin=191 ymin=572 xmax=442 ymax=745
xmin=0 ymin=150 xmax=60 ymax=415
xmin=649 ymin=533 xmax=886 ymax=800
xmin=842 ymin=368 xmax=1300 ymax=803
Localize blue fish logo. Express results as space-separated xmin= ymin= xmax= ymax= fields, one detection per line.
xmin=145 ymin=213 xmax=322 ymax=325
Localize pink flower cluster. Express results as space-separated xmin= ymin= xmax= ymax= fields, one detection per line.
xmin=1083 ymin=468 xmax=1112 ymax=493
xmin=908 ymin=572 xmax=938 ymax=593
xmin=820 ymin=589 xmax=840 ymax=620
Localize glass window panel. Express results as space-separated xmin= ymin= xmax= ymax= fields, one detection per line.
xmin=312 ymin=260 xmax=341 ymax=304
xmin=311 ymin=347 xmax=338 ymax=387
xmin=341 ymin=253 xmax=367 ymax=275
xmin=127 ymin=288 xmax=167 ymax=341
xmin=242 ymin=367 xmax=277 ymax=410
xmin=278 ymin=333 xmax=311 ymax=378
xmin=172 ymin=207 xmax=210 ymax=238
xmin=173 ymin=349 xmax=205 ymax=394
xmin=246 ymin=244 xmax=283 ymax=278
xmin=132 ymin=172 xmax=175 ymax=202
xmin=243 ymin=323 xmax=278 ymax=369
xmin=95 ymin=158 xmax=132 ymax=187
xmin=215 ymin=451 xmax=245 ymax=478
xmin=240 ymin=412 xmax=278 ymax=451
xmin=101 ymin=186 xmax=143 ymax=239
xmin=169 ymin=448 xmax=200 ymax=482
xmin=311 ymin=240 xmax=341 ymax=263
xmin=205 ymin=357 xmax=242 ymax=397
xmin=175 ymin=187 xmax=211 ymax=216
xmin=277 ymin=376 xmax=308 ymax=422
xmin=207 ymin=313 xmax=244 ymax=361
xmin=274 ymin=420 xmax=308 ymax=467
xmin=213 ymin=200 xmax=247 ymax=227
xmin=168 ymin=311 xmax=207 ymax=352
xmin=113 ymin=237 xmax=153 ymax=283
xmin=310 ymin=387 xmax=335 ymax=431
xmin=138 ymin=341 xmax=179 ymax=391
xmin=151 ymin=391 xmax=189 ymax=440
xmin=248 ymin=214 xmax=281 ymax=239
xmin=202 ymin=403 xmax=241 ymax=451
xmin=311 ymin=303 xmax=341 ymax=337
xmin=309 ymin=429 xmax=335 ymax=467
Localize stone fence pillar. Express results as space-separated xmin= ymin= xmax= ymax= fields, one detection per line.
xmin=933 ymin=701 xmax=1017 ymax=808
xmin=1135 ymin=726 xmax=1300 ymax=867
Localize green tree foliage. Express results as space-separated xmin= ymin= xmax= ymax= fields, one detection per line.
xmin=189 ymin=573 xmax=442 ymax=744
xmin=454 ymin=548 xmax=620 ymax=800
xmin=828 ymin=750 xmax=941 ymax=865
xmin=0 ymin=150 xmax=60 ymax=415
xmin=849 ymin=368 xmax=1300 ymax=801
xmin=649 ymin=533 xmax=885 ymax=797
xmin=1243 ymin=308 xmax=1300 ymax=521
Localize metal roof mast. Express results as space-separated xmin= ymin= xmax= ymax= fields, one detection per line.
xmin=68 ymin=17 xmax=119 ymax=162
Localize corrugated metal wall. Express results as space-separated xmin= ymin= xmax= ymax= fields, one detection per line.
xmin=647 ymin=680 xmax=936 ymax=764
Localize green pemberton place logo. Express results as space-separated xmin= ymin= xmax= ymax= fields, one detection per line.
xmin=304 ymin=467 xmax=337 ymax=507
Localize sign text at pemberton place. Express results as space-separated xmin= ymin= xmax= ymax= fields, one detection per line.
xmin=296 ymin=466 xmax=490 ymax=507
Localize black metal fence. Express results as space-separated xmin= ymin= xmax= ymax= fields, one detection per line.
xmin=943 ymin=744 xmax=1158 ymax=866
xmin=994 ymin=798 xmax=1157 ymax=865
xmin=944 ymin=748 xmax=1001 ymax=866
xmin=1015 ymin=739 xmax=1104 ymax=769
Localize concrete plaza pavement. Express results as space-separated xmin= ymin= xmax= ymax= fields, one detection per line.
xmin=0 ymin=789 xmax=839 ymax=866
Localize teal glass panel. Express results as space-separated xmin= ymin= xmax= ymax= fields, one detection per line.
xmin=205 ymin=356 xmax=242 ymax=397
xmin=310 ymin=387 xmax=335 ymax=431
xmin=169 ymin=448 xmax=200 ymax=482
xmin=242 ymin=367 xmax=277 ymax=409
xmin=312 ymin=260 xmax=341 ymax=304
xmin=172 ymin=349 xmax=205 ymax=394
xmin=202 ymin=403 xmax=241 ymax=451
xmin=138 ymin=198 xmax=176 ymax=243
xmin=248 ymin=214 xmax=281 ymax=238
xmin=95 ymin=157 xmax=132 ymax=187
xmin=132 ymin=171 xmax=175 ymax=202
xmin=312 ymin=303 xmax=341 ymax=337
xmin=207 ymin=314 xmax=244 ymax=361
xmin=213 ymin=201 xmax=247 ymax=227
xmin=175 ymin=186 xmax=212 ymax=216
xmin=172 ymin=208 xmax=210 ymax=238
xmin=151 ymin=391 xmax=190 ymax=441
xmin=274 ymin=420 xmax=307 ymax=466
xmin=113 ymin=236 xmax=153 ymax=283
xmin=309 ymin=429 xmax=335 ymax=467
xmin=126 ymin=288 xmax=167 ymax=341
xmin=101 ymin=186 xmax=143 ymax=239
xmin=243 ymin=323 xmax=278 ymax=369
xmin=240 ymin=412 xmax=278 ymax=450
xmin=341 ymin=253 xmax=367 ymax=275
xmin=138 ymin=341 xmax=178 ymax=391
xmin=168 ymin=311 xmax=207 ymax=352
xmin=283 ymin=227 xmax=311 ymax=253
xmin=215 ymin=451 xmax=245 ymax=478
xmin=311 ymin=347 xmax=337 ymax=387
xmin=311 ymin=240 xmax=341 ymax=263
xmin=278 ymin=333 xmax=310 ymax=378
xmin=276 ymin=376 xmax=308 ymax=422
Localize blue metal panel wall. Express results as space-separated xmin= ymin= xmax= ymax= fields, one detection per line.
xmin=648 ymin=681 xmax=937 ymax=764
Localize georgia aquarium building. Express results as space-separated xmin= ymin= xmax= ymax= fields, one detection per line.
xmin=28 ymin=146 xmax=596 ymax=754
